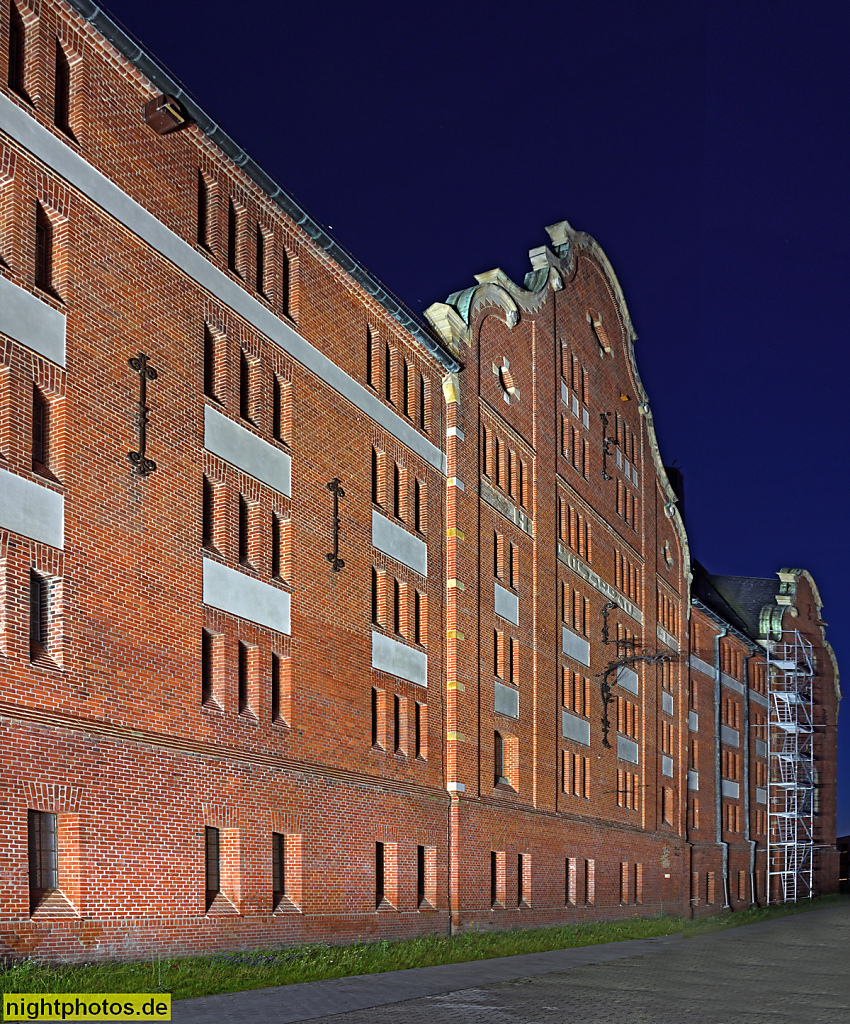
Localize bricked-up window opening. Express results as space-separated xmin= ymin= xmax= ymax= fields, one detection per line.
xmin=419 ymin=373 xmax=427 ymax=431
xmin=35 ymin=204 xmax=53 ymax=293
xmin=29 ymin=570 xmax=47 ymax=659
xmin=255 ymin=225 xmax=266 ymax=296
xmin=371 ymin=687 xmax=378 ymax=747
xmin=566 ymin=857 xmax=577 ymax=905
xmin=281 ymin=248 xmax=291 ymax=318
xmin=634 ymin=863 xmax=643 ymax=904
xmin=227 ymin=198 xmax=239 ymax=273
xmin=375 ymin=842 xmax=385 ymax=907
xmin=416 ymin=845 xmax=425 ymax=906
xmin=662 ymin=786 xmax=674 ymax=825
xmin=706 ymin=871 xmax=716 ymax=905
xmin=238 ymin=641 xmax=249 ymax=713
xmin=7 ymin=2 xmax=25 ymax=96
xmin=272 ymin=375 xmax=288 ymax=443
xmin=197 ymin=172 xmax=210 ymax=249
xmin=509 ymin=543 xmax=517 ymax=589
xmin=737 ymin=870 xmax=747 ymax=902
xmin=620 ymin=861 xmax=629 ymax=903
xmin=271 ymin=652 xmax=281 ymax=721
xmin=493 ymin=436 xmax=501 ymax=487
xmin=393 ymin=579 xmax=401 ymax=635
xmin=205 ymin=827 xmax=220 ymax=911
xmin=28 ymin=810 xmax=57 ymax=914
xmin=272 ymin=832 xmax=286 ymax=907
xmin=689 ymin=798 xmax=700 ymax=829
xmin=585 ymin=859 xmax=595 ymax=904
xmin=494 ymin=731 xmax=507 ymax=786
xmin=239 ymin=349 xmax=252 ymax=421
xmin=238 ymin=495 xmax=250 ymax=566
xmin=371 ymin=568 xmax=379 ymax=625
xmin=393 ymin=694 xmax=401 ymax=753
xmin=690 ymin=872 xmax=700 ymax=904
xmin=508 ymin=636 xmax=517 ymax=684
xmin=202 ymin=476 xmax=214 ymax=549
xmin=54 ymin=40 xmax=72 ymax=136
xmin=201 ymin=630 xmax=213 ymax=704
xmin=414 ymin=478 xmax=423 ymax=533
xmin=517 ymin=854 xmax=525 ymax=906
xmin=32 ymin=385 xmax=48 ymax=472
xmin=494 ymin=630 xmax=503 ymax=677
xmin=384 ymin=343 xmax=392 ymax=403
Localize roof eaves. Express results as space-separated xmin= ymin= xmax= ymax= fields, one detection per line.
xmin=64 ymin=0 xmax=461 ymax=374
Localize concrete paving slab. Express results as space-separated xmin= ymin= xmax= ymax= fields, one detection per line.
xmin=173 ymin=904 xmax=850 ymax=1024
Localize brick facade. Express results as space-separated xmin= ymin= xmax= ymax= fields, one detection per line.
xmin=0 ymin=0 xmax=840 ymax=962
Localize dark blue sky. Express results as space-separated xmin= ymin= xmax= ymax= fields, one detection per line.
xmin=100 ymin=0 xmax=849 ymax=833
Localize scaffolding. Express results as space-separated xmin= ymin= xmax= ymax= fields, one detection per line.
xmin=766 ymin=630 xmax=815 ymax=903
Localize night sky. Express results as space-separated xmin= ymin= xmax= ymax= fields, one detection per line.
xmin=96 ymin=0 xmax=849 ymax=834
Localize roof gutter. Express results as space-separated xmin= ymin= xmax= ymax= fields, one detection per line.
xmin=64 ymin=0 xmax=462 ymax=375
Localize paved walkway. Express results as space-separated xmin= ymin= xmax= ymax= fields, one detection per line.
xmin=175 ymin=904 xmax=850 ymax=1023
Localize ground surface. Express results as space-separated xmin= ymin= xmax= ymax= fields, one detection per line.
xmin=171 ymin=904 xmax=849 ymax=1023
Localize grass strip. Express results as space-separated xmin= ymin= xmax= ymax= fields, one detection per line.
xmin=683 ymin=892 xmax=849 ymax=936
xmin=2 ymin=895 xmax=846 ymax=1002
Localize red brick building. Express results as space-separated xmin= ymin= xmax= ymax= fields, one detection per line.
xmin=0 ymin=0 xmax=839 ymax=961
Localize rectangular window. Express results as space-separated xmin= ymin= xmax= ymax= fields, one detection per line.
xmin=205 ymin=827 xmax=220 ymax=911
xmin=32 ymin=386 xmax=48 ymax=472
xmin=375 ymin=841 xmax=385 ymax=907
xmin=271 ymin=652 xmax=281 ymax=721
xmin=403 ymin=359 xmax=410 ymax=417
xmin=238 ymin=641 xmax=250 ymax=714
xmin=238 ymin=495 xmax=250 ymax=566
xmin=415 ymin=702 xmax=424 ymax=758
xmin=27 ymin=810 xmax=57 ymax=914
xmin=203 ymin=325 xmax=217 ymax=400
xmin=384 ymin=343 xmax=393 ymax=403
xmin=393 ymin=694 xmax=401 ymax=753
xmin=54 ymin=40 xmax=72 ymax=136
xmin=201 ymin=630 xmax=213 ymax=704
xmin=393 ymin=463 xmax=402 ymax=518
xmin=419 ymin=373 xmax=427 ymax=430
xmin=197 ymin=172 xmax=210 ymax=249
xmin=494 ymin=731 xmax=505 ymax=785
xmin=256 ymin=225 xmax=266 ymax=296
xmin=414 ymin=478 xmax=424 ymax=533
xmin=239 ymin=349 xmax=252 ymax=421
xmin=490 ymin=850 xmax=498 ymax=907
xmin=366 ymin=326 xmax=375 ymax=388
xmin=281 ymin=247 xmax=291 ymax=318
xmin=414 ymin=590 xmax=423 ymax=645
xmin=202 ymin=476 xmax=214 ymax=549
xmin=371 ymin=687 xmax=379 ymax=747
xmin=8 ymin=2 xmax=25 ymax=96
xmin=35 ymin=204 xmax=53 ymax=293
xmin=417 ymin=845 xmax=425 ymax=907
xmin=272 ymin=832 xmax=285 ymax=906
xmin=371 ymin=447 xmax=380 ymax=506
xmin=393 ymin=579 xmax=401 ymax=635
xmin=227 ymin=198 xmax=239 ymax=273
xmin=271 ymin=512 xmax=282 ymax=578
xmin=29 ymin=570 xmax=46 ymax=658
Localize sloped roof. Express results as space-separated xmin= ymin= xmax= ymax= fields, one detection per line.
xmin=692 ymin=561 xmax=780 ymax=641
